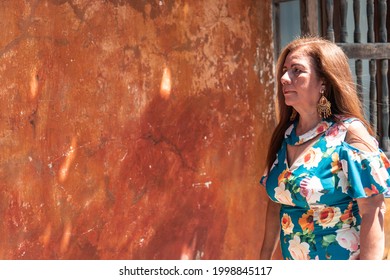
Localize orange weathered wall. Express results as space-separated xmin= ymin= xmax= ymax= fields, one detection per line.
xmin=0 ymin=0 xmax=275 ymax=259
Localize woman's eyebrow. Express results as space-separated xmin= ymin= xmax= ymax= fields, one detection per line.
xmin=283 ymin=63 xmax=305 ymax=69
xmin=290 ymin=63 xmax=305 ymax=68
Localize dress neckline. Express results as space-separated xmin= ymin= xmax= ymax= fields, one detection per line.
xmin=285 ymin=120 xmax=332 ymax=146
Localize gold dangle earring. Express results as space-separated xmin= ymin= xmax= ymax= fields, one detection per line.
xmin=290 ymin=108 xmax=297 ymax=121
xmin=317 ymin=87 xmax=331 ymax=118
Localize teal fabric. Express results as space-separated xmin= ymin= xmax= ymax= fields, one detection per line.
xmin=260 ymin=117 xmax=390 ymax=260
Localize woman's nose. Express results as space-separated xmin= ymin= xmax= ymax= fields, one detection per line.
xmin=281 ymin=71 xmax=291 ymax=85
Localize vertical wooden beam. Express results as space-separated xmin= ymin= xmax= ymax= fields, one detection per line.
xmin=379 ymin=0 xmax=388 ymax=42
xmin=356 ymin=59 xmax=363 ymax=102
xmin=353 ymin=0 xmax=361 ymax=43
xmin=378 ymin=0 xmax=389 ymax=151
xmin=367 ymin=0 xmax=375 ymax=43
xmin=326 ymin=0 xmax=335 ymax=42
xmin=300 ymin=0 xmax=319 ymax=36
xmin=353 ymin=1 xmax=363 ymax=102
xmin=340 ymin=0 xmax=348 ymax=42
xmin=369 ymin=59 xmax=378 ymax=134
xmin=380 ymin=59 xmax=389 ymax=151
xmin=367 ymin=0 xmax=376 ymax=134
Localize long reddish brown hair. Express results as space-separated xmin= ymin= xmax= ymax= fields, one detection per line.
xmin=265 ymin=36 xmax=372 ymax=173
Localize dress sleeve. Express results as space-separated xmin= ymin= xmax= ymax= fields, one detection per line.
xmin=339 ymin=144 xmax=390 ymax=199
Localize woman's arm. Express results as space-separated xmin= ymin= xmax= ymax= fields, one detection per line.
xmin=357 ymin=194 xmax=386 ymax=259
xmin=345 ymin=120 xmax=387 ymax=259
xmin=259 ymin=199 xmax=281 ymax=259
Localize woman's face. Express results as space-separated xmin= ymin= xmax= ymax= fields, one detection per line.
xmin=280 ymin=48 xmax=324 ymax=114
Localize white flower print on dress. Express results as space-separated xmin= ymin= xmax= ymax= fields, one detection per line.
xmin=349 ymin=149 xmax=363 ymax=163
xmin=274 ymin=182 xmax=295 ymax=206
xmin=335 ymin=224 xmax=360 ymax=252
xmin=340 ymin=158 xmax=349 ymax=177
xmin=317 ymin=206 xmax=341 ymax=228
xmin=337 ymin=169 xmax=349 ymax=194
xmin=302 ymin=147 xmax=322 ymax=169
xmin=288 ymin=235 xmax=310 ymax=260
xmin=285 ymin=124 xmax=294 ymax=137
xmin=300 ymin=176 xmax=324 ymax=204
xmin=325 ymin=124 xmax=347 ymax=148
xmin=369 ymin=157 xmax=390 ymax=186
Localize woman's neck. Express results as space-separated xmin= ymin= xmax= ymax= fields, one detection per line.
xmin=296 ymin=113 xmax=322 ymax=135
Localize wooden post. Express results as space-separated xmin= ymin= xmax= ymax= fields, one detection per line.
xmin=353 ymin=0 xmax=361 ymax=43
xmin=326 ymin=0 xmax=335 ymax=42
xmin=366 ymin=0 xmax=374 ymax=42
xmin=300 ymin=0 xmax=319 ymax=36
xmin=367 ymin=0 xmax=376 ymax=133
xmin=369 ymin=59 xmax=377 ymax=134
xmin=379 ymin=0 xmax=389 ymax=152
xmin=340 ymin=0 xmax=348 ymax=42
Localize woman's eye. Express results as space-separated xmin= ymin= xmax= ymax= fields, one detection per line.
xmin=292 ymin=68 xmax=302 ymax=74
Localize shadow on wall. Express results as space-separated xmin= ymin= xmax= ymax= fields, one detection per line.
xmin=99 ymin=93 xmax=231 ymax=259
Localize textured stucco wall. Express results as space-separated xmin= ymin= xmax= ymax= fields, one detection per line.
xmin=0 ymin=0 xmax=275 ymax=259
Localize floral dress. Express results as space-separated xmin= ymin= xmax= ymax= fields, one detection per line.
xmin=260 ymin=117 xmax=390 ymax=260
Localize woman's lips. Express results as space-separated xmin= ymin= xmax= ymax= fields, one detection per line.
xmin=283 ymin=90 xmax=295 ymax=95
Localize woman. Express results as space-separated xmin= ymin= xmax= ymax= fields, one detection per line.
xmin=260 ymin=37 xmax=389 ymax=260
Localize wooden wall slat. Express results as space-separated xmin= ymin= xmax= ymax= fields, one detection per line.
xmin=326 ymin=0 xmax=335 ymax=42
xmin=367 ymin=0 xmax=375 ymax=43
xmin=340 ymin=0 xmax=348 ymax=42
xmin=353 ymin=0 xmax=361 ymax=42
xmin=337 ymin=43 xmax=390 ymax=59
xmin=369 ymin=59 xmax=378 ymax=133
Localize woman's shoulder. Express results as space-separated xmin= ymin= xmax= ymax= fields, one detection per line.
xmin=335 ymin=116 xmax=378 ymax=152
xmin=322 ymin=116 xmax=378 ymax=152
xmin=333 ymin=115 xmax=363 ymax=128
